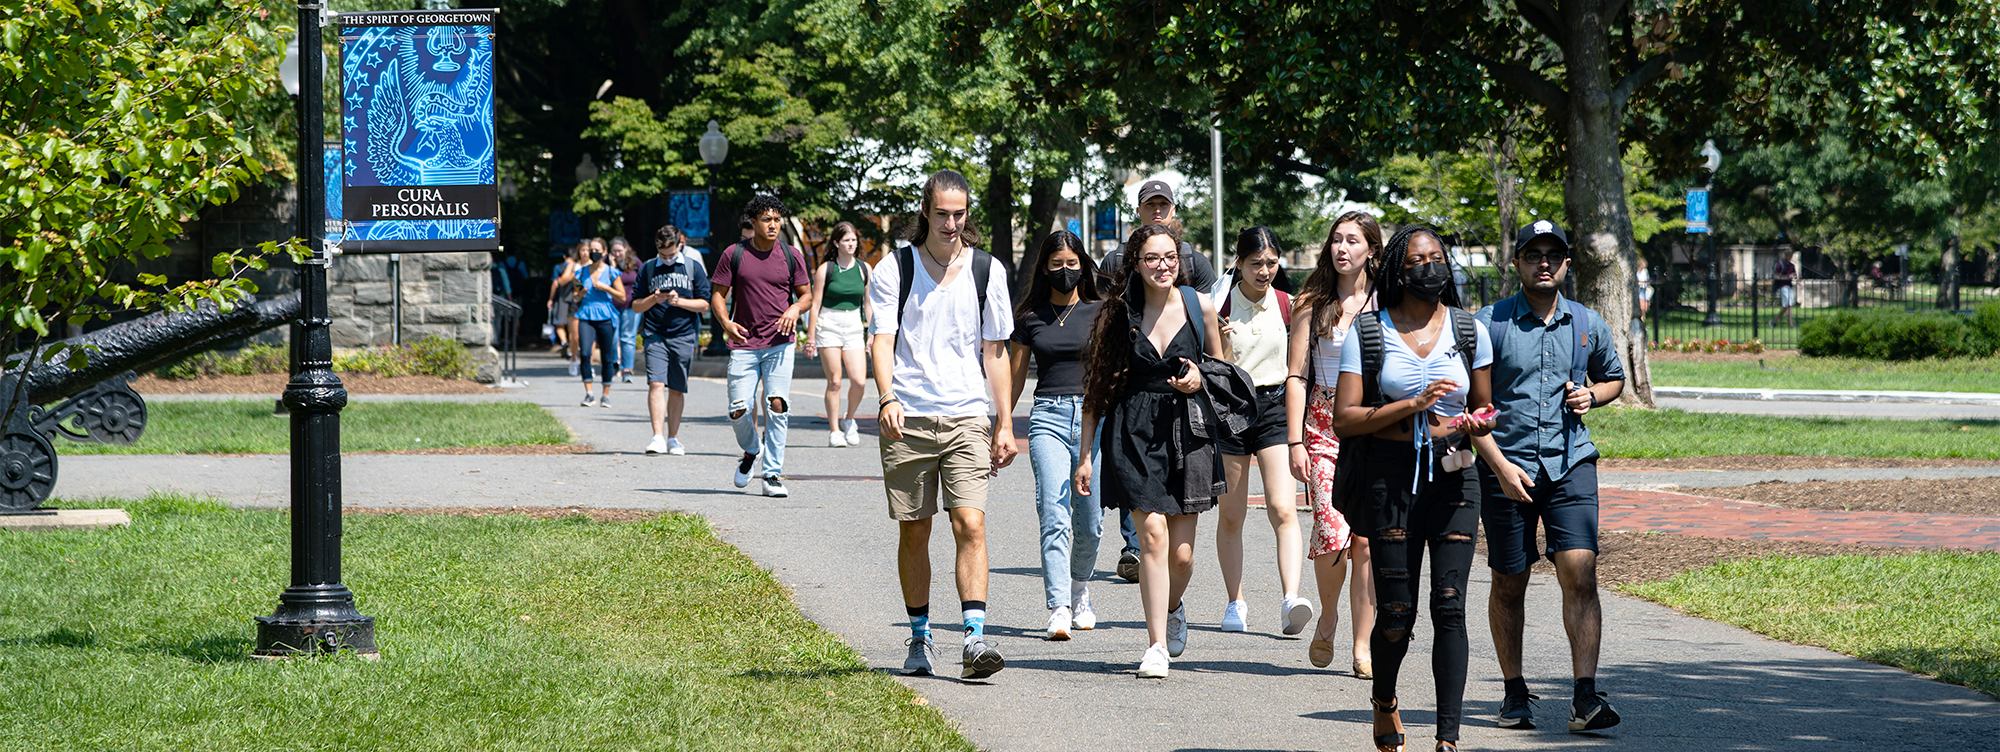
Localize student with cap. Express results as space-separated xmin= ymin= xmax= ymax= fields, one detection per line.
xmin=1098 ymin=179 xmax=1218 ymax=580
xmin=1471 ymin=219 xmax=1627 ymax=734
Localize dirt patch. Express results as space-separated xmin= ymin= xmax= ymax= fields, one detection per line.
xmin=133 ymin=372 xmax=494 ymax=395
xmin=1709 ymin=478 xmax=2000 ymax=516
xmin=1600 ymin=455 xmax=2000 ymax=471
xmin=346 ymin=505 xmax=659 ymax=523
xmin=1478 ymin=532 xmax=1926 ymax=588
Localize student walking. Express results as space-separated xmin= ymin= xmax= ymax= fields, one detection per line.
xmin=1007 ymin=230 xmax=1107 ymax=641
xmin=571 ymin=241 xmax=625 ymax=408
xmin=1332 ymin=226 xmax=1495 ymax=752
xmin=804 ymin=221 xmax=871 ymax=447
xmin=1214 ymin=227 xmax=1313 ymax=636
xmin=1471 ymin=220 xmax=1627 ymax=733
xmin=1076 ymin=223 xmax=1228 ymax=680
xmin=611 ymin=237 xmax=641 ymax=383
xmin=1287 ymin=212 xmax=1381 ymax=678
xmin=1772 ymin=253 xmax=1798 ymax=326
xmin=710 ymin=196 xmax=813 ymax=498
xmin=633 ymin=224 xmax=710 ymax=456
xmin=548 ymin=242 xmax=584 ymax=371
xmin=869 ymin=170 xmax=1018 ymax=679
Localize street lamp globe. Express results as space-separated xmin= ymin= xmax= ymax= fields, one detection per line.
xmin=574 ymin=154 xmax=598 ymax=183
xmin=499 ymin=175 xmax=518 ymax=201
xmin=698 ymin=120 xmax=729 ymax=166
xmin=279 ymin=36 xmax=301 ymax=96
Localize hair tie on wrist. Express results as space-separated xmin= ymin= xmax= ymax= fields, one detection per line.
xmin=1287 ymin=441 xmax=1304 ymax=446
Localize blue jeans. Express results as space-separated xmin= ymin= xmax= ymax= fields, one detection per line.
xmin=615 ymin=308 xmax=639 ymax=372
xmin=728 ymin=344 xmax=793 ymax=477
xmin=1029 ymin=395 xmax=1103 ymax=609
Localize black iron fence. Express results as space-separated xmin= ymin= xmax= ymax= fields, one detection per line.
xmin=1457 ymin=269 xmax=1999 ymax=350
xmin=491 ymin=294 xmax=522 ymax=385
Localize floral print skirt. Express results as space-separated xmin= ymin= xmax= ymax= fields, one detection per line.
xmin=1305 ymin=384 xmax=1354 ymax=559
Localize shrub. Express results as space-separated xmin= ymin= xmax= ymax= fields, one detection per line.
xmin=154 ymin=334 xmax=475 ymax=380
xmin=1975 ymin=301 xmax=2000 ymax=355
xmin=1799 ymin=308 xmax=1985 ymax=360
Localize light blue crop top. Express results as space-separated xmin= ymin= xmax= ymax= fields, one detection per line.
xmin=1339 ymin=309 xmax=1494 ymax=418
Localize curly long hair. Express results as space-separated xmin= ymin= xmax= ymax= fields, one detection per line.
xmin=1296 ymin=211 xmax=1382 ymax=338
xmin=1014 ymin=230 xmax=1102 ymax=320
xmin=1378 ymin=224 xmax=1462 ymax=310
xmin=1082 ymin=223 xmax=1185 ymax=418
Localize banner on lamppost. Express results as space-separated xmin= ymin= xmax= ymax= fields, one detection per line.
xmin=1685 ymin=188 xmax=1710 ymax=233
xmin=669 ymin=189 xmax=711 ymax=241
xmin=337 ymin=9 xmax=499 ymax=253
xmin=323 ymin=141 xmax=346 ymax=248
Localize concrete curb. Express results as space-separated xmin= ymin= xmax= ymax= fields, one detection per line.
xmin=1654 ymin=385 xmax=2000 ymax=406
xmin=0 ymin=508 xmax=131 ymax=531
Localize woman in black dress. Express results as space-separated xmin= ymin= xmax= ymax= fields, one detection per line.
xmin=1074 ymin=223 xmax=1226 ymax=680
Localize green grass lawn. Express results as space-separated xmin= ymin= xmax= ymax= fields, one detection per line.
xmin=0 ymin=495 xmax=970 ymax=751
xmin=54 ymin=400 xmax=573 ymax=454
xmin=1625 ymin=551 xmax=2000 ymax=699
xmin=1590 ymin=408 xmax=2000 ymax=458
xmin=1651 ymin=354 xmax=2000 ymax=393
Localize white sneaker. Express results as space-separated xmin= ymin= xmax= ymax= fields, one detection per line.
xmin=568 ymin=359 xmax=579 ymax=376
xmin=666 ymin=438 xmax=686 ymax=456
xmin=829 ymin=430 xmax=847 ymax=447
xmin=1166 ymin=603 xmax=1189 ymax=657
xmin=843 ymin=418 xmax=861 ymax=446
xmin=645 ymin=434 xmax=667 ymax=455
xmin=1071 ymin=586 xmax=1097 ymax=630
xmin=1280 ymin=595 xmax=1315 ymax=636
xmin=761 ymin=476 xmax=788 ymax=497
xmin=1136 ymin=643 xmax=1170 ymax=678
xmin=1046 ymin=606 xmax=1072 ymax=641
xmin=580 ymin=393 xmax=595 ymax=407
xmin=1220 ymin=600 xmax=1249 ymax=632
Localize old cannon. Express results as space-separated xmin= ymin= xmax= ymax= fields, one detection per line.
xmin=0 ymin=292 xmax=301 ymax=514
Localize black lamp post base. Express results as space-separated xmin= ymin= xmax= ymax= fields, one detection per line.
xmin=253 ymin=584 xmax=377 ymax=657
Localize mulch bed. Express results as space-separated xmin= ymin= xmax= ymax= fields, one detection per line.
xmin=1710 ymin=477 xmax=2000 ymax=516
xmin=1600 ymin=454 xmax=2000 ymax=471
xmin=133 ymin=372 xmax=494 ymax=395
xmin=346 ymin=506 xmax=658 ymax=523
xmin=1480 ymin=532 xmax=1928 ymax=588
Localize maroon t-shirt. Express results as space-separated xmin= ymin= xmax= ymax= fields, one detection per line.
xmin=710 ymin=241 xmax=810 ymax=350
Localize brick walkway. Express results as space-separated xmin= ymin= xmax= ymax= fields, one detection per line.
xmin=1601 ymin=488 xmax=2000 ymax=551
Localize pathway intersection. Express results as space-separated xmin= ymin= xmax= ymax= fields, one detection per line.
xmin=56 ymin=353 xmax=2000 ymax=750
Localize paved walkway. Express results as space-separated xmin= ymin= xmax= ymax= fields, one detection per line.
xmin=50 ymin=352 xmax=2000 ymax=750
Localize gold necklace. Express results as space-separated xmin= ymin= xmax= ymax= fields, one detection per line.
xmin=1054 ymin=300 xmax=1079 ymax=326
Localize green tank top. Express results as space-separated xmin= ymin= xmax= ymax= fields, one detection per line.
xmin=821 ymin=259 xmax=866 ymax=310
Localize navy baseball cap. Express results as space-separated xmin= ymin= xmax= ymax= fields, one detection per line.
xmin=1137 ymin=180 xmax=1175 ymax=206
xmin=1514 ymin=219 xmax=1570 ymax=254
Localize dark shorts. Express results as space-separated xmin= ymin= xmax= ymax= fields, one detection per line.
xmin=1478 ymin=461 xmax=1600 ymax=575
xmin=644 ymin=336 xmax=696 ymax=393
xmin=1219 ymin=384 xmax=1288 ymax=456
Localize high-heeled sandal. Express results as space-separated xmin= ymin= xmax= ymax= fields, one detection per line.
xmin=1370 ymin=696 xmax=1405 ymax=752
xmin=1434 ymin=743 xmax=1458 ymax=752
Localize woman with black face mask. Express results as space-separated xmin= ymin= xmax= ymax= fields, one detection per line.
xmin=1332 ymin=226 xmax=1495 ymax=752
xmin=1006 ymin=230 xmax=1109 ymax=641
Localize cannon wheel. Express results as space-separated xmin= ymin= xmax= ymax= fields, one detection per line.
xmin=0 ymin=431 xmax=57 ymax=513
xmin=80 ymin=386 xmax=147 ymax=445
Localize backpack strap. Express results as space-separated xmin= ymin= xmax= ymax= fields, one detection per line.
xmin=1276 ymin=290 xmax=1291 ymax=325
xmin=1485 ymin=294 xmax=1518 ymax=356
xmin=971 ymin=249 xmax=993 ymax=334
xmin=1356 ymin=310 xmax=1385 ymax=407
xmin=1219 ymin=293 xmax=1231 ymax=319
xmin=1564 ymin=297 xmax=1592 ymax=387
xmin=896 ymin=244 xmax=916 ymax=332
xmin=1180 ymin=285 xmax=1205 ymax=346
xmin=1450 ymin=307 xmax=1478 ymax=377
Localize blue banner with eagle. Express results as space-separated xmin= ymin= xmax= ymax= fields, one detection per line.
xmin=338 ymin=10 xmax=499 ymax=253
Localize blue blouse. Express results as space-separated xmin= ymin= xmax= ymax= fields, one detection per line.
xmin=574 ymin=266 xmax=620 ymax=321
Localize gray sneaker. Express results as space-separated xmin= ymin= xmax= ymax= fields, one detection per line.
xmin=1166 ymin=603 xmax=1189 ymax=657
xmin=902 ymin=634 xmax=936 ymax=676
xmin=961 ymin=635 xmax=1005 ymax=679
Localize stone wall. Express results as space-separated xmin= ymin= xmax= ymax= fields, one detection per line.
xmin=327 ymin=251 xmax=499 ymax=379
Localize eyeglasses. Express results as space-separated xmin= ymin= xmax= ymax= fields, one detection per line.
xmin=1139 ymin=254 xmax=1179 ymax=268
xmin=1518 ymin=251 xmax=1569 ymax=265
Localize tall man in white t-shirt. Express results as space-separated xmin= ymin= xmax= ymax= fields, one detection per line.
xmin=869 ymin=170 xmax=1019 ymax=680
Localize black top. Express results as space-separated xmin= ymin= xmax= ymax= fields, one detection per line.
xmin=1013 ymin=299 xmax=1103 ymax=396
xmin=634 ymin=255 xmax=712 ymax=341
xmin=1099 ymin=240 xmax=1217 ymax=291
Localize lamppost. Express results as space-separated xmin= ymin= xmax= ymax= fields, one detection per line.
xmin=255 ymin=1 xmax=375 ymax=659
xmin=1701 ymin=141 xmax=1724 ymax=326
xmin=697 ymin=121 xmax=729 ymax=356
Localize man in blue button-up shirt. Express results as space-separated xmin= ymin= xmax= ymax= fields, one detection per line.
xmin=1469 ymin=221 xmax=1626 ymax=734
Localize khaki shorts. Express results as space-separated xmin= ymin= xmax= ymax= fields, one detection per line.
xmin=881 ymin=415 xmax=991 ymax=521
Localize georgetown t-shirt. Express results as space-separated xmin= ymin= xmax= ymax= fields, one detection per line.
xmin=709 ymin=241 xmax=809 ymax=350
xmin=867 ymin=249 xmax=1014 ymax=418
xmin=1013 ymin=299 xmax=1102 ymax=396
xmin=634 ymin=253 xmax=711 ymax=342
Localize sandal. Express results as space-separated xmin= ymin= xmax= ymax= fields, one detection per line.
xmin=1370 ymin=696 xmax=1405 ymax=752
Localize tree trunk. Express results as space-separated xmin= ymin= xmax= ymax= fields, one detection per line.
xmin=1562 ymin=2 xmax=1652 ymax=407
xmin=986 ymin=135 xmax=1018 ymax=281
xmin=1938 ymin=204 xmax=1963 ymax=310
xmin=1020 ymin=171 xmax=1062 ymax=293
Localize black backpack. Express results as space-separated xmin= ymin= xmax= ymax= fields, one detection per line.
xmin=1327 ymin=307 xmax=1479 ymax=518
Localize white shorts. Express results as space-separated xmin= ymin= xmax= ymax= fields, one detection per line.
xmin=814 ymin=307 xmax=866 ymax=349
xmin=1778 ymin=285 xmax=1797 ymax=307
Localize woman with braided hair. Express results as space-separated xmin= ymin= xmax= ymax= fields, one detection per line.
xmin=1333 ymin=225 xmax=1495 ymax=752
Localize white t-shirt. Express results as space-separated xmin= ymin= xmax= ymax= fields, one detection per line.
xmin=867 ymin=249 xmax=1014 ymax=418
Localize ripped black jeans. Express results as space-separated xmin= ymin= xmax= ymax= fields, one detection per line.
xmin=1357 ymin=437 xmax=1480 ymax=743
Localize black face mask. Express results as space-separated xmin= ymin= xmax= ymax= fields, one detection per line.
xmin=1048 ymin=267 xmax=1082 ymax=294
xmin=589 ymin=251 xmax=604 ymax=263
xmin=1403 ymin=261 xmax=1451 ymax=302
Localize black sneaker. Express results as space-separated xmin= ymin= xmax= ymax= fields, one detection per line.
xmin=1116 ymin=549 xmax=1141 ymax=582
xmin=961 ymin=636 xmax=1005 ymax=679
xmin=733 ymin=453 xmax=757 ymax=488
xmin=1497 ymin=688 xmax=1538 ymax=729
xmin=1569 ymin=692 xmax=1621 ymax=732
